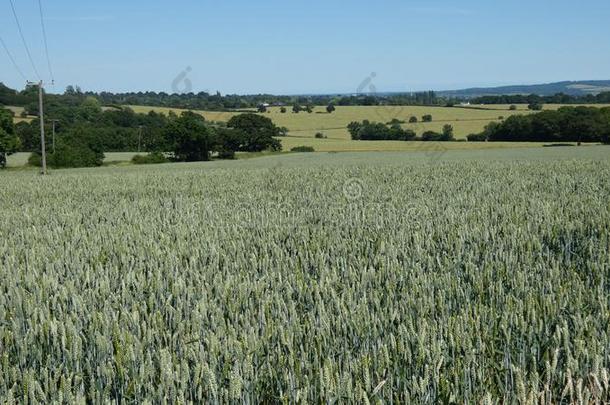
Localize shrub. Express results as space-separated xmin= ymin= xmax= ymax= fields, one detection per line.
xmin=290 ymin=146 xmax=315 ymax=152
xmin=315 ymin=132 xmax=326 ymax=139
xmin=29 ymin=143 xmax=104 ymax=169
xmin=132 ymin=152 xmax=169 ymax=165
xmin=467 ymin=133 xmax=487 ymax=142
xmin=409 ymin=116 xmax=418 ymax=123
xmin=421 ymin=130 xmax=454 ymax=142
xmin=422 ymin=114 xmax=433 ymax=122
xmin=348 ymin=120 xmax=416 ymax=141
xmin=442 ymin=124 xmax=455 ymax=140
xmin=509 ymin=105 xmax=518 ymax=111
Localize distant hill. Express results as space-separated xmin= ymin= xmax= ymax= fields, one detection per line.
xmin=438 ymin=80 xmax=610 ymax=98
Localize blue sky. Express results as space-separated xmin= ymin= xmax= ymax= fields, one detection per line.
xmin=1 ymin=0 xmax=610 ymax=95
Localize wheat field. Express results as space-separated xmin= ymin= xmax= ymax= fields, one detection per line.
xmin=1 ymin=148 xmax=609 ymax=402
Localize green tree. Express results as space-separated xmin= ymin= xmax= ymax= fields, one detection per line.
xmin=347 ymin=121 xmax=364 ymax=140
xmin=165 ymin=111 xmax=214 ymax=161
xmin=442 ymin=124 xmax=454 ymax=140
xmin=326 ymin=104 xmax=336 ymax=114
xmin=422 ymin=114 xmax=433 ymax=122
xmin=227 ymin=113 xmax=282 ymax=152
xmin=215 ymin=128 xmax=243 ymax=159
xmin=0 ymin=108 xmax=20 ymax=168
xmin=278 ymin=127 xmax=289 ymax=137
xmin=292 ymin=104 xmax=302 ymax=114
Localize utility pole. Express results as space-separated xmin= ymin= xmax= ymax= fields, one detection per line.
xmin=27 ymin=80 xmax=52 ymax=174
xmin=37 ymin=81 xmax=47 ymax=175
xmin=50 ymin=119 xmax=59 ymax=153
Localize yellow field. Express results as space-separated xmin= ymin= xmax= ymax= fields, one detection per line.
xmin=6 ymin=106 xmax=35 ymax=124
xmin=125 ymin=103 xmax=610 ymax=151
xmin=279 ymin=137 xmax=553 ymax=152
xmin=10 ymin=103 xmax=608 ymax=153
xmin=128 ymin=104 xmax=529 ymax=139
xmin=127 ymin=105 xmax=236 ymax=122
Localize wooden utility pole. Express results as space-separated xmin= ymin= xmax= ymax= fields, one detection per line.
xmin=37 ymin=81 xmax=47 ymax=175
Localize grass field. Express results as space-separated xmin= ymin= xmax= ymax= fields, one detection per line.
xmin=5 ymin=105 xmax=35 ymax=124
xmin=1 ymin=147 xmax=609 ymax=403
xmin=6 ymin=143 xmax=582 ymax=168
xmin=128 ymin=104 xmax=529 ymax=140
xmin=10 ymin=103 xmax=610 ymax=152
xmin=127 ymin=104 xmax=610 ymax=151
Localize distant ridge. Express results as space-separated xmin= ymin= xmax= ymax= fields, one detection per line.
xmin=438 ymin=80 xmax=610 ymax=98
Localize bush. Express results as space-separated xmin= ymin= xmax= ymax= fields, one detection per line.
xmin=348 ymin=120 xmax=416 ymax=141
xmin=509 ymin=105 xmax=517 ymax=111
xmin=291 ymin=146 xmax=315 ymax=152
xmin=29 ymin=143 xmax=104 ymax=169
xmin=27 ymin=153 xmax=41 ymax=167
xmin=467 ymin=133 xmax=487 ymax=142
xmin=422 ymin=114 xmax=433 ymax=122
xmin=409 ymin=116 xmax=418 ymax=123
xmin=387 ymin=118 xmax=405 ymax=125
xmin=132 ymin=152 xmax=168 ymax=165
xmin=470 ymin=107 xmax=610 ymax=142
xmin=315 ymin=132 xmax=326 ymax=139
xmin=420 ymin=130 xmax=454 ymax=142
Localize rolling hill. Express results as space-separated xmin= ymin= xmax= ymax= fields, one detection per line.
xmin=439 ymin=80 xmax=610 ymax=98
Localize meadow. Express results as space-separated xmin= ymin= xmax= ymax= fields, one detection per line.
xmin=9 ymin=103 xmax=610 ymax=154
xmin=128 ymin=104 xmax=529 ymax=140
xmin=127 ymin=104 xmax=610 ymax=151
xmin=1 ymin=146 xmax=609 ymax=403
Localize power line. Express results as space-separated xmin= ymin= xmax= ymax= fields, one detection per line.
xmin=8 ymin=0 xmax=42 ymax=80
xmin=0 ymin=34 xmax=27 ymax=81
xmin=37 ymin=0 xmax=54 ymax=82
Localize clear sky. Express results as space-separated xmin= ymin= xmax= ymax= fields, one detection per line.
xmin=1 ymin=0 xmax=610 ymax=95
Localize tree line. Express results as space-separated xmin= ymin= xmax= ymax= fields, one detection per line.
xmin=1 ymin=83 xmax=456 ymax=112
xmin=467 ymin=106 xmax=610 ymax=143
xmin=4 ymin=82 xmax=610 ymax=115
xmin=1 ymin=95 xmax=282 ymax=169
xmin=348 ymin=119 xmax=455 ymax=142
xmin=470 ymin=92 xmax=610 ymax=105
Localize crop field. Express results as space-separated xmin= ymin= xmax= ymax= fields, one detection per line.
xmin=128 ymin=104 xmax=528 ymax=140
xmin=5 ymin=106 xmax=35 ymax=124
xmin=127 ymin=104 xmax=610 ymax=151
xmin=1 ymin=147 xmax=609 ymax=403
